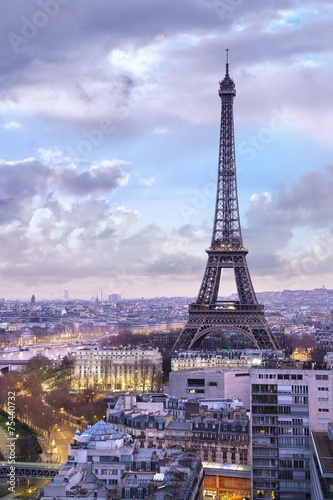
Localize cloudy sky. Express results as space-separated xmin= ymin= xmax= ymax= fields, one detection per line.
xmin=1 ymin=0 xmax=333 ymax=300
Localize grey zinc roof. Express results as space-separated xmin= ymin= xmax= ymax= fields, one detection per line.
xmin=165 ymin=421 xmax=191 ymax=430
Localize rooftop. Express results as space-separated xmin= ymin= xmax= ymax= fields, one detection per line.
xmin=77 ymin=419 xmax=124 ymax=442
xmin=312 ymin=430 xmax=333 ymax=476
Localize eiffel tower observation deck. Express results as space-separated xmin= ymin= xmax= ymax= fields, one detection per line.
xmin=173 ymin=51 xmax=279 ymax=352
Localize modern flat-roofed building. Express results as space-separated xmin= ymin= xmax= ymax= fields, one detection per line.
xmin=250 ymin=362 xmax=333 ymax=500
xmin=166 ymin=368 xmax=251 ymax=409
xmin=311 ymin=424 xmax=333 ymax=500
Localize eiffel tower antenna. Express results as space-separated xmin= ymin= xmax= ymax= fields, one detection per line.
xmin=173 ymin=52 xmax=279 ymax=351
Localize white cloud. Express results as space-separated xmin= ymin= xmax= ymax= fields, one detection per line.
xmin=152 ymin=127 xmax=169 ymax=135
xmin=139 ymin=177 xmax=155 ymax=187
xmin=4 ymin=121 xmax=22 ymax=130
xmin=249 ymin=192 xmax=272 ymax=204
xmin=26 ymin=207 xmax=54 ymax=240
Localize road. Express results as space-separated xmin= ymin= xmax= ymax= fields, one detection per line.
xmin=39 ymin=421 xmax=76 ymax=464
xmin=0 ymin=478 xmax=51 ymax=500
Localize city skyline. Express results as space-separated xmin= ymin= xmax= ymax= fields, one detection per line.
xmin=1 ymin=1 xmax=333 ymax=299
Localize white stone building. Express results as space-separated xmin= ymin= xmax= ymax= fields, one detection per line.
xmin=72 ymin=347 xmax=163 ymax=392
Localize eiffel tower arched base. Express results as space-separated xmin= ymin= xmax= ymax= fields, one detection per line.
xmin=173 ymin=303 xmax=278 ymax=351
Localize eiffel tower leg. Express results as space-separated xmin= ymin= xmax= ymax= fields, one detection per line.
xmin=233 ymin=254 xmax=257 ymax=304
xmin=173 ymin=310 xmax=279 ymax=352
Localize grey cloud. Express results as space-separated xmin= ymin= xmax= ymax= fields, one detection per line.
xmin=245 ymin=165 xmax=333 ymax=235
xmin=57 ymin=165 xmax=128 ymax=196
xmin=2 ymin=0 xmax=333 ymax=132
xmin=243 ymin=165 xmax=333 ymax=275
xmin=145 ymin=253 xmax=204 ymax=276
xmin=274 ymin=166 xmax=333 ymax=229
xmin=0 ymin=161 xmax=51 ymax=197
xmin=0 ymin=159 xmax=128 ymax=199
xmin=0 ymin=198 xmax=21 ymax=224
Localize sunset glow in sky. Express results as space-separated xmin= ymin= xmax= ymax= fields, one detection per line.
xmin=1 ymin=0 xmax=333 ymax=299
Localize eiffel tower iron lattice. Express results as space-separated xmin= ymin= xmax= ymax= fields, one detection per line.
xmin=173 ymin=52 xmax=279 ymax=352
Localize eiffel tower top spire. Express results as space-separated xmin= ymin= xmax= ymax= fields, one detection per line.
xmin=219 ymin=49 xmax=236 ymax=94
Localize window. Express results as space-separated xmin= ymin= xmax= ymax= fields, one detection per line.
xmin=319 ymin=408 xmax=329 ymax=412
xmin=316 ymin=375 xmax=328 ymax=380
xmin=209 ymin=381 xmax=217 ymax=386
xmin=187 ymin=378 xmax=205 ymax=386
xmin=292 ymin=385 xmax=308 ymax=394
xmin=318 ymin=387 xmax=329 ymax=391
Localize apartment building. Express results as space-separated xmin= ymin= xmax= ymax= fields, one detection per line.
xmin=250 ymin=362 xmax=333 ymax=500
xmin=120 ymin=451 xmax=204 ymax=500
xmin=192 ymin=413 xmax=250 ymax=465
xmin=72 ymin=347 xmax=163 ymax=392
xmin=311 ymin=424 xmax=333 ymax=500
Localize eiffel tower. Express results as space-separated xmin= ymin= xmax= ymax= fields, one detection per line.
xmin=173 ymin=51 xmax=279 ymax=352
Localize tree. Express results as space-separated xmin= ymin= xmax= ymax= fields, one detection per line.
xmin=61 ymin=354 xmax=74 ymax=368
xmin=36 ymin=405 xmax=57 ymax=441
xmin=0 ymin=371 xmax=22 ymax=406
xmin=83 ymin=388 xmax=96 ymax=403
xmin=311 ymin=346 xmax=327 ymax=363
xmin=23 ymin=376 xmax=42 ymax=397
xmin=45 ymin=389 xmax=72 ymax=411
xmin=25 ymin=354 xmax=50 ymax=372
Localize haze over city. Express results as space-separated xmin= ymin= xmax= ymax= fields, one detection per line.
xmin=1 ymin=0 xmax=333 ymax=300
